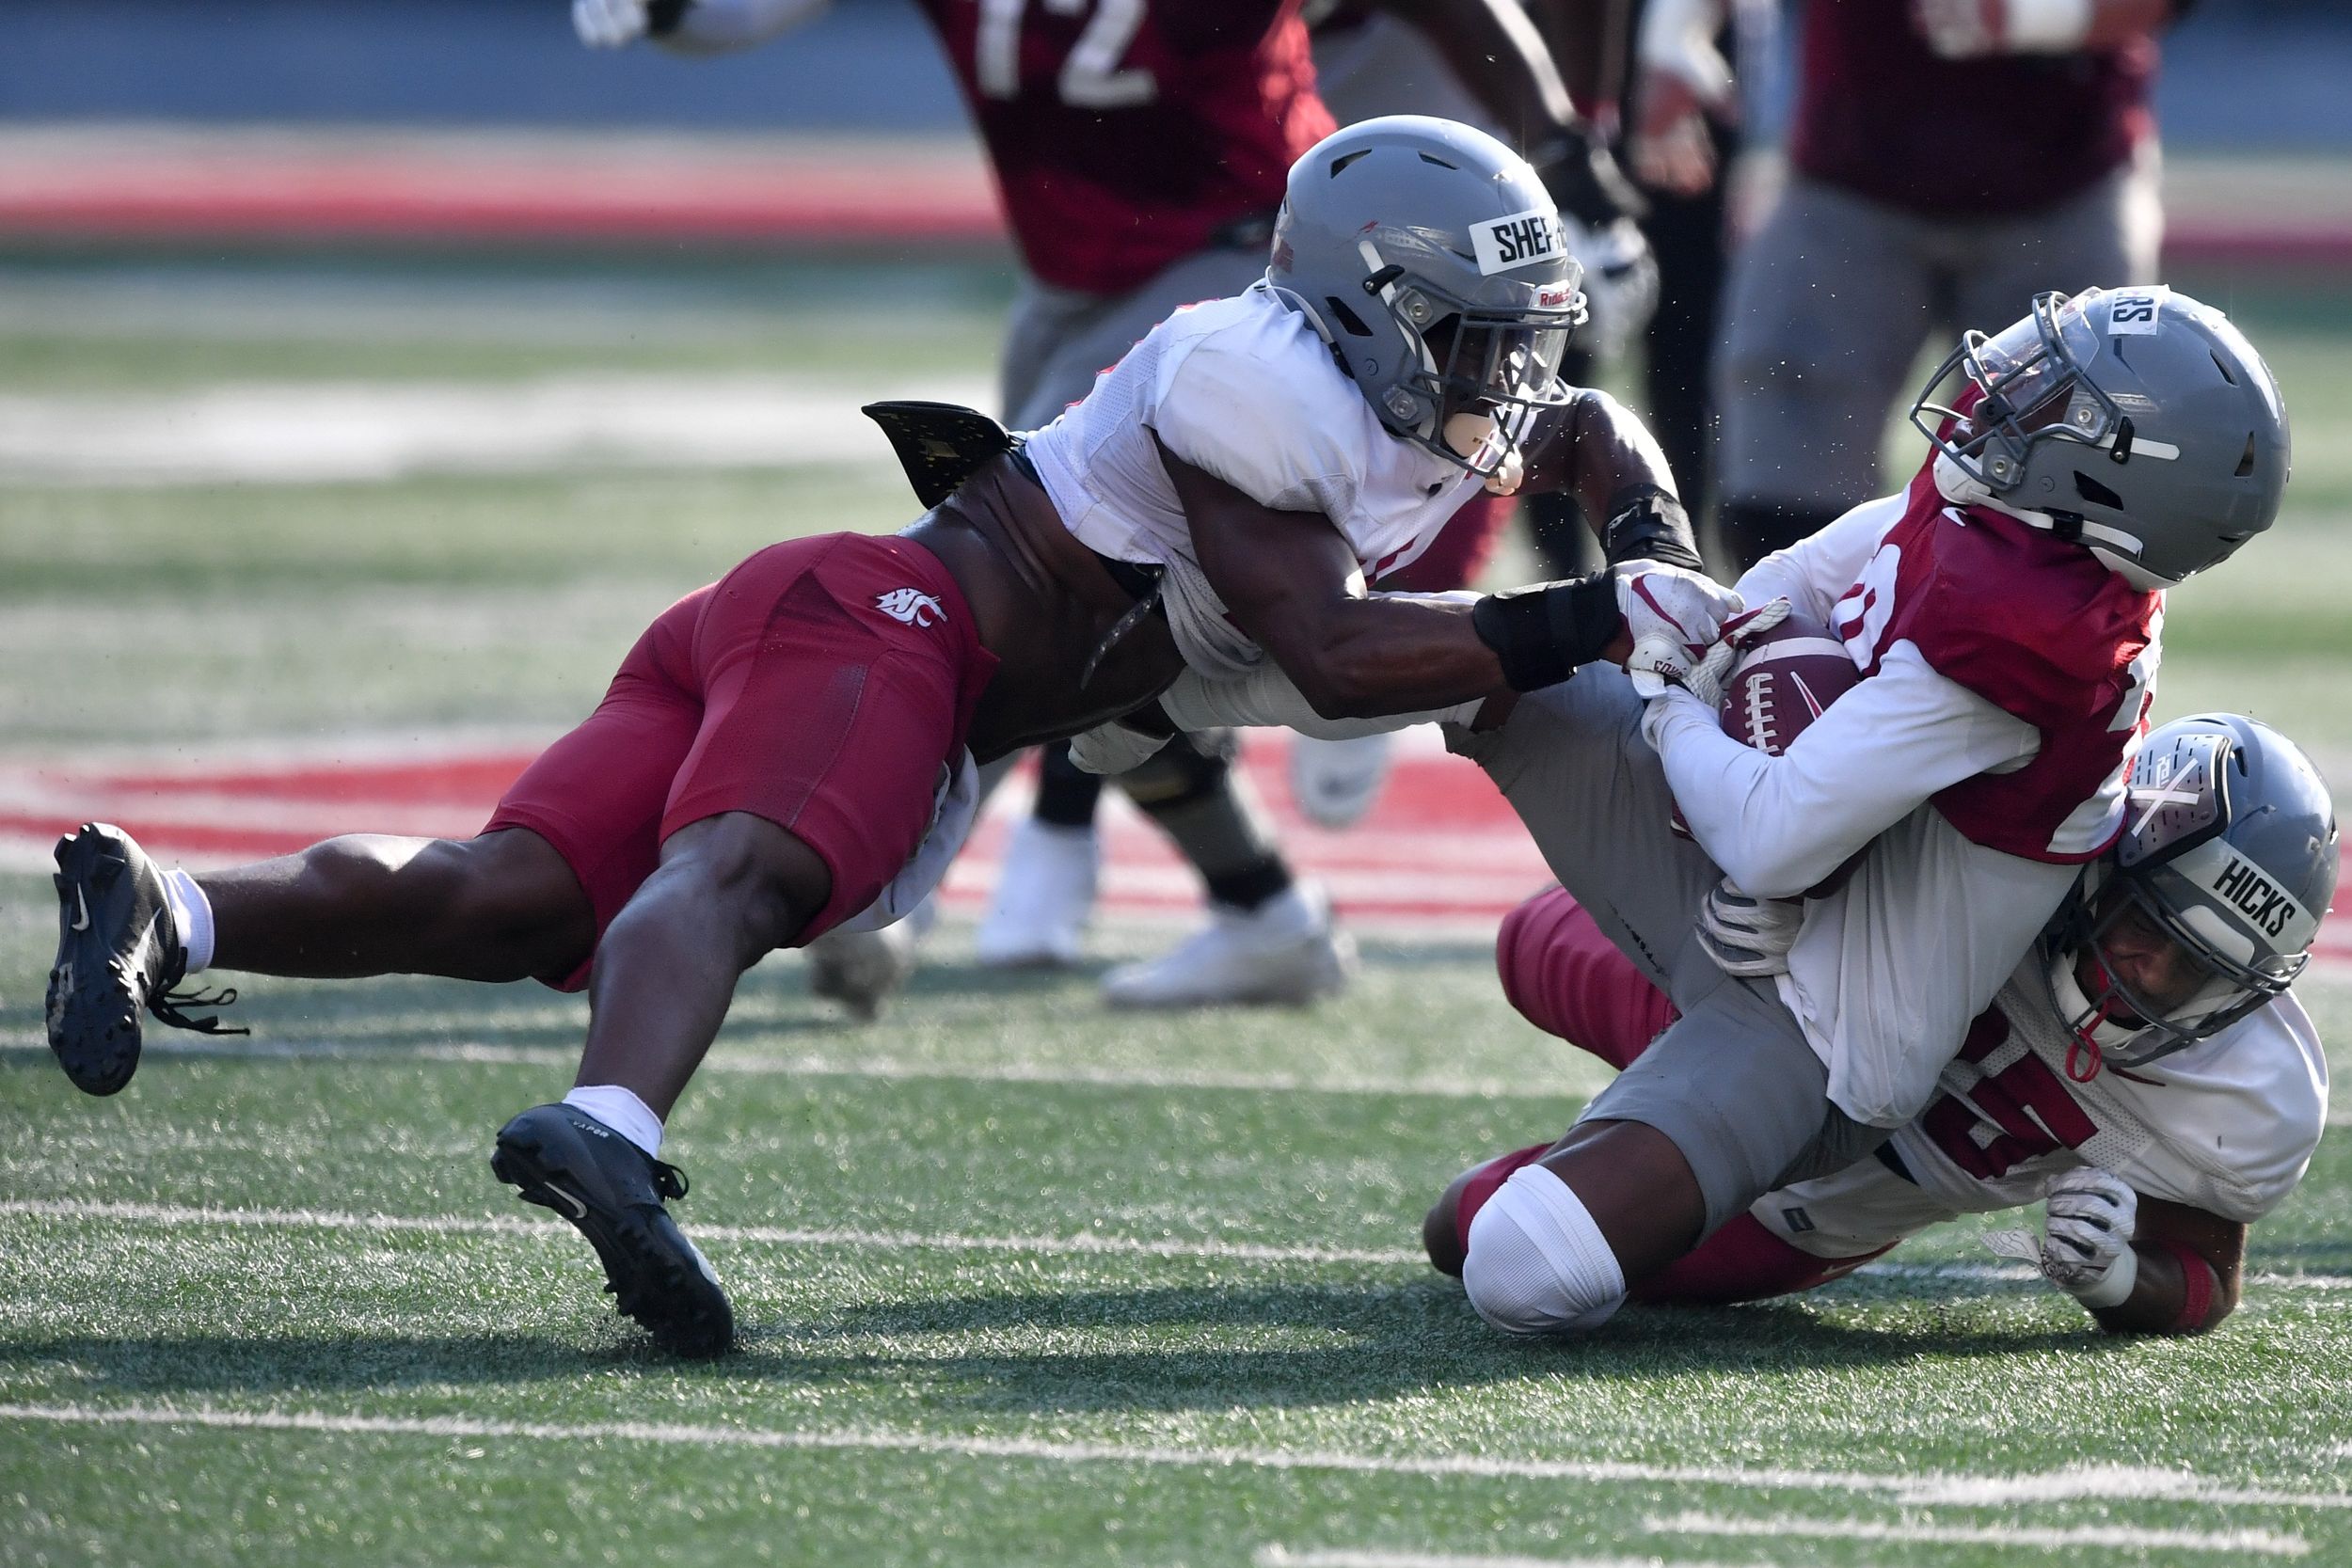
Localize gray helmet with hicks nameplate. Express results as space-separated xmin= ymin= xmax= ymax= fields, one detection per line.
xmin=1910 ymin=286 xmax=2291 ymax=590
xmin=1265 ymin=115 xmax=1586 ymax=480
xmin=2045 ymin=713 xmax=2339 ymax=1069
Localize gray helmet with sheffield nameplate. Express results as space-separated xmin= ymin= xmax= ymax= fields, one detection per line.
xmin=1265 ymin=115 xmax=1586 ymax=481
xmin=1910 ymin=286 xmax=2291 ymax=590
xmin=2046 ymin=713 xmax=2338 ymax=1068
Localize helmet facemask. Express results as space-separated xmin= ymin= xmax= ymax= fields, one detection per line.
xmin=2047 ymin=869 xmax=2296 ymax=1074
xmin=1366 ymin=259 xmax=1584 ymax=483
xmin=2042 ymin=715 xmax=2333 ymax=1074
xmin=1912 ymin=289 xmax=2122 ymax=496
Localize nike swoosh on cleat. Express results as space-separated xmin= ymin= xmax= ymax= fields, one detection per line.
xmin=541 ymin=1181 xmax=589 ymax=1222
xmin=72 ymin=887 xmax=90 ymax=932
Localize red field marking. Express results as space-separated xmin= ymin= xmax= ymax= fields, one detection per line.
xmin=1 ymin=136 xmax=2345 ymax=264
xmin=7 ymin=736 xmax=2348 ymax=963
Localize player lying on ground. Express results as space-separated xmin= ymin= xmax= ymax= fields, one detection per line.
xmin=1106 ymin=284 xmax=2293 ymax=1334
xmin=44 ymin=117 xmax=1734 ymax=1357
xmin=1430 ymin=710 xmax=2335 ymax=1335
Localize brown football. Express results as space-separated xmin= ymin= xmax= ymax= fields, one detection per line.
xmin=1718 ymin=612 xmax=1862 ymax=755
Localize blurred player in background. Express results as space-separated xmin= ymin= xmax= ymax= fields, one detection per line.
xmin=1713 ymin=0 xmax=2187 ymax=569
xmin=578 ymin=0 xmax=1649 ymax=1013
xmin=1439 ymin=709 xmax=2335 ymax=1338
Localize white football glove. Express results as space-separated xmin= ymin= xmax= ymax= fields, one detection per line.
xmin=1913 ymin=0 xmax=2093 ymax=58
xmin=1068 ymin=718 xmax=1171 ymax=777
xmin=1983 ymin=1167 xmax=2140 ymax=1308
xmin=575 ymin=0 xmax=654 ymax=48
xmin=1675 ymin=597 xmax=1794 ymax=710
xmin=1615 ymin=561 xmax=1746 ymax=698
xmin=1696 ymin=878 xmax=1803 ymax=977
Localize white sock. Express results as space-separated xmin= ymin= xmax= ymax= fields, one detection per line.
xmin=161 ymin=867 xmax=215 ymax=974
xmin=563 ymin=1085 xmax=665 ymax=1158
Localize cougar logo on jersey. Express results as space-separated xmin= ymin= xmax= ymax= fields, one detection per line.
xmin=875 ymin=588 xmax=946 ymax=627
xmin=1470 ymin=208 xmax=1565 ymax=275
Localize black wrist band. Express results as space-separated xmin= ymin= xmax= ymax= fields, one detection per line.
xmin=1602 ymin=484 xmax=1703 ymax=571
xmin=1472 ymin=571 xmax=1623 ymax=692
xmin=646 ymin=0 xmax=692 ymax=35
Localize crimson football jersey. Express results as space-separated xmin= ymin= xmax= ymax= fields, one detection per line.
xmin=1830 ymin=465 xmax=2161 ymax=863
xmin=1788 ymin=2 xmax=2154 ymax=218
xmin=914 ymin=0 xmax=1333 ymax=295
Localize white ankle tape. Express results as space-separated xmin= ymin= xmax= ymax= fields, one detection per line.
xmin=563 ymin=1085 xmax=665 ymax=1158
xmin=161 ymin=867 xmax=215 ymax=974
xmin=1461 ymin=1163 xmax=1627 ymax=1336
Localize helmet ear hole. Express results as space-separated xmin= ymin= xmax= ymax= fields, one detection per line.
xmin=1324 ymin=296 xmax=1375 ymax=338
xmin=2074 ymin=471 xmax=2124 ymax=510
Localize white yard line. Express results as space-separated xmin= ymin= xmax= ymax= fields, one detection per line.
xmin=1647 ymin=1511 xmax=2308 ymax=1557
xmin=76 ymin=1033 xmax=1555 ymax=1102
xmin=8 ymin=1196 xmax=2351 ymax=1293
xmin=1 ymin=1402 xmax=2347 ymax=1512
xmin=0 ymin=1197 xmax=1426 ymax=1267
xmin=0 ymin=372 xmax=993 ymax=485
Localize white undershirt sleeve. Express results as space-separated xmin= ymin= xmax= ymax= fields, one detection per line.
xmin=1732 ymin=495 xmax=1903 ymax=624
xmin=1642 ymin=641 xmax=2042 ymax=898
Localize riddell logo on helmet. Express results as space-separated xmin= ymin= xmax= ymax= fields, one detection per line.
xmin=1534 ymin=284 xmax=1576 ymax=309
xmin=1470 ymin=208 xmax=1565 ymax=275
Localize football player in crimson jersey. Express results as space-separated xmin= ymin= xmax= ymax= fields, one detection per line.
xmin=575 ymin=0 xmax=1650 ymax=1013
xmin=1117 ymin=283 xmax=2293 ymax=1338
xmin=46 ymin=119 xmax=1725 ymax=1356
xmin=1712 ymin=0 xmax=2190 ymax=569
xmin=1438 ymin=709 xmax=2336 ymax=1337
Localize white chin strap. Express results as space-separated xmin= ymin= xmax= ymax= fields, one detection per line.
xmin=1931 ymin=451 xmax=2170 ymax=591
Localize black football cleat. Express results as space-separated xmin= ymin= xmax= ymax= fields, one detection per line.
xmin=491 ymin=1102 xmax=737 ymax=1358
xmin=46 ymin=822 xmax=244 ymax=1096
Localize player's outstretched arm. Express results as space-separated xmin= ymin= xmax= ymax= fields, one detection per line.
xmin=1168 ymin=439 xmax=1631 ymax=718
xmin=1520 ymin=389 xmax=1704 ymax=570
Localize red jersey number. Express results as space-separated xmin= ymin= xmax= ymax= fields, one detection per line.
xmin=1919 ymin=1010 xmax=2100 ymax=1181
xmin=977 ymin=0 xmax=1157 ymax=106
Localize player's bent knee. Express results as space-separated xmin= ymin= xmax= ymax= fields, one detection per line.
xmin=1459 ymin=1163 xmax=1628 ymax=1337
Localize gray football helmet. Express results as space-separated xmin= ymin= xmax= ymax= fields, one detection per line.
xmin=1265 ymin=115 xmax=1586 ymax=480
xmin=2044 ymin=713 xmax=2339 ymax=1069
xmin=1910 ymin=286 xmax=2291 ymax=590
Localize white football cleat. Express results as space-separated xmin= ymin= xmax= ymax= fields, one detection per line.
xmin=1102 ymin=880 xmax=1357 ymax=1009
xmin=805 ymin=901 xmax=931 ymax=1022
xmin=1287 ymin=731 xmax=1394 ymax=831
xmin=976 ymin=818 xmax=1100 ymax=969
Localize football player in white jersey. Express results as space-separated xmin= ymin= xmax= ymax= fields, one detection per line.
xmin=1122 ymin=284 xmax=2293 ymax=1338
xmin=1438 ymin=713 xmax=2335 ymax=1336
xmin=47 ymin=115 xmax=1737 ymax=1357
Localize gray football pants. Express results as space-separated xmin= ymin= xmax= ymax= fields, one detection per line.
xmin=1716 ymin=150 xmax=2163 ymax=513
xmin=1448 ymin=667 xmax=1884 ymax=1237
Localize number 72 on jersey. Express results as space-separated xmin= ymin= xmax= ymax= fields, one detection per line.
xmin=975 ymin=0 xmax=1158 ymax=107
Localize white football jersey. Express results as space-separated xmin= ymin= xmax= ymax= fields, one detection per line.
xmin=1753 ymin=959 xmax=2328 ymax=1260
xmin=1021 ymin=283 xmax=1486 ymax=678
